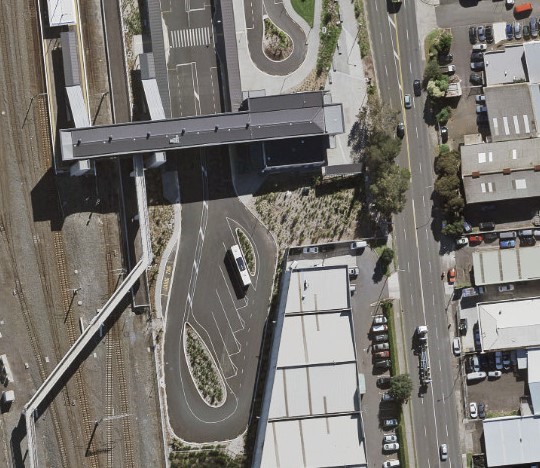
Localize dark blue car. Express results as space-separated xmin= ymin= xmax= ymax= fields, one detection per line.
xmin=500 ymin=239 xmax=516 ymax=249
xmin=506 ymin=23 xmax=514 ymax=40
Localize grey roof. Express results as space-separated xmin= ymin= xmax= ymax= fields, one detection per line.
xmin=142 ymin=79 xmax=166 ymax=120
xmin=484 ymin=83 xmax=536 ymax=141
xmin=61 ymin=31 xmax=80 ymax=87
xmin=60 ymin=93 xmax=344 ymax=160
xmin=140 ymin=53 xmax=156 ymax=81
xmin=483 ymin=415 xmax=540 ymax=467
xmin=484 ymin=45 xmax=527 ymax=86
xmin=524 ymin=41 xmax=540 ymax=83
xmin=65 ymin=86 xmax=90 ymax=128
xmin=461 ymin=138 xmax=540 ymax=203
xmin=220 ymin=0 xmax=243 ymax=111
xmin=248 ymin=92 xmax=324 ymax=112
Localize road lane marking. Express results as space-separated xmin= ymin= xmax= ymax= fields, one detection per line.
xmin=422 ymin=194 xmax=425 ymax=207
xmin=406 ymin=29 xmax=409 ymax=40
xmin=375 ymin=1 xmax=378 ymax=11
xmin=394 ymin=50 xmax=400 ymax=62
xmin=388 ymin=15 xmax=396 ymax=29
xmin=404 ymin=229 xmax=407 ymax=240
xmin=419 ymin=161 xmax=422 ymax=173
xmin=409 ymin=62 xmax=412 ymax=74
xmin=416 ymin=126 xmax=419 ymax=139
xmin=385 ymin=64 xmax=388 ymax=77
xmin=446 ymin=424 xmax=449 ymax=436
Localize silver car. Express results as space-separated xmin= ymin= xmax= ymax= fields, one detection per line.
xmin=440 ymin=443 xmax=448 ymax=461
xmin=514 ymin=22 xmax=522 ymax=40
xmin=404 ymin=94 xmax=412 ymax=109
xmin=384 ymin=443 xmax=400 ymax=451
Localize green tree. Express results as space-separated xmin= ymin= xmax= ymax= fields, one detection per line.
xmin=436 ymin=31 xmax=453 ymax=55
xmin=390 ymin=374 xmax=413 ymax=403
xmin=424 ymin=59 xmax=442 ymax=83
xmin=365 ymin=131 xmax=401 ymax=174
xmin=371 ymin=165 xmax=411 ymax=217
xmin=442 ymin=218 xmax=464 ymax=237
xmin=436 ymin=106 xmax=451 ymax=124
xmin=434 ymin=174 xmax=460 ymax=201
xmin=434 ymin=150 xmax=460 ymax=176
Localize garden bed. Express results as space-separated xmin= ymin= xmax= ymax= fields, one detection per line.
xmin=263 ymin=18 xmax=293 ymax=61
xmin=236 ymin=228 xmax=256 ymax=276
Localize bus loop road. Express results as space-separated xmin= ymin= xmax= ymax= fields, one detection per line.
xmin=163 ymin=149 xmax=276 ymax=442
xmin=365 ymin=1 xmax=461 ymax=467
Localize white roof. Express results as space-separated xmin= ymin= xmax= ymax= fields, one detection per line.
xmin=142 ymin=79 xmax=166 ymax=120
xmin=528 ymin=349 xmax=540 ymax=414
xmin=47 ymin=0 xmax=76 ymax=26
xmin=524 ymin=41 xmax=540 ymax=83
xmin=472 ymin=247 xmax=540 ymax=286
xmin=483 ymin=415 xmax=540 ymax=466
xmin=478 ymin=297 xmax=540 ymax=351
xmin=285 ymin=267 xmax=349 ymax=313
xmin=66 ymin=86 xmax=90 ymax=128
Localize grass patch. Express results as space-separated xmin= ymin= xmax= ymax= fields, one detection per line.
xmin=185 ymin=325 xmax=225 ymax=406
xmin=467 ymin=452 xmax=473 ymax=468
xmin=353 ymin=0 xmax=370 ymax=58
xmin=237 ymin=229 xmax=255 ymax=275
xmin=383 ymin=302 xmax=400 ymax=376
xmin=486 ymin=409 xmax=519 ymax=418
xmin=396 ymin=417 xmax=409 ymax=468
xmin=170 ymin=440 xmax=243 ymax=468
xmin=316 ymin=0 xmax=341 ymax=75
xmin=291 ymin=0 xmax=315 ymax=28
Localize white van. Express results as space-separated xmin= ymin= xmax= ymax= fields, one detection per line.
xmin=351 ymin=240 xmax=368 ymax=249
xmin=466 ymin=371 xmax=487 ymax=381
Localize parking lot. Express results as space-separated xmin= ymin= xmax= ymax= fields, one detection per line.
xmin=467 ymin=370 xmax=526 ymax=415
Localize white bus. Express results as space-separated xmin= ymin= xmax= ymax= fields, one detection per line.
xmin=229 ymin=244 xmax=251 ymax=289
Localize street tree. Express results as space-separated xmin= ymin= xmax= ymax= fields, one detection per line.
xmin=371 ymin=165 xmax=411 ymax=217
xmin=390 ymin=374 xmax=413 ymax=403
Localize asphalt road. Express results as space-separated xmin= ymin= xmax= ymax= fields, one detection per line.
xmin=365 ymin=1 xmax=462 ymax=467
xmin=244 ymin=0 xmax=308 ymax=75
xmin=163 ymin=148 xmax=277 ymax=442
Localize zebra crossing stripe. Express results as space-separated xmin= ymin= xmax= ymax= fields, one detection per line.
xmin=170 ymin=27 xmax=212 ymax=48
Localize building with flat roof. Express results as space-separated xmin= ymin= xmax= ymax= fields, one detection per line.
xmin=461 ymin=138 xmax=540 ymax=204
xmin=476 ymin=297 xmax=540 ymax=352
xmin=472 ymin=247 xmax=540 ymax=285
xmin=252 ymin=264 xmax=367 ymax=468
xmin=47 ymin=0 xmax=76 ymax=27
xmin=484 ymin=45 xmax=527 ymax=86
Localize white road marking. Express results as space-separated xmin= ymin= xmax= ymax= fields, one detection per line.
xmin=422 ymin=194 xmax=425 ymax=207
xmin=409 ymin=62 xmax=412 ymax=73
xmin=446 ymin=424 xmax=449 ymax=437
xmin=375 ymin=1 xmax=378 ymax=11
xmin=385 ymin=64 xmax=388 ymax=76
xmin=416 ymin=126 xmax=419 ymax=138
xmin=406 ymin=29 xmax=409 ymax=40
xmin=169 ymin=27 xmax=212 ymax=48
xmin=403 ymin=229 xmax=407 ymax=240
xmin=419 ymin=161 xmax=422 ymax=174
xmin=388 ymin=15 xmax=396 ymax=29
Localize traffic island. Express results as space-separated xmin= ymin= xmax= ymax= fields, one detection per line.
xmin=263 ymin=18 xmax=293 ymax=61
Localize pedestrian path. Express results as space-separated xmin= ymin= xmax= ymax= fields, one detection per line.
xmin=169 ymin=27 xmax=212 ymax=48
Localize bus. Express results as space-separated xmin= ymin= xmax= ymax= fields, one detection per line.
xmin=229 ymin=244 xmax=251 ymax=290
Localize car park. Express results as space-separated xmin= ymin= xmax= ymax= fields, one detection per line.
xmin=488 ymin=370 xmax=502 ymax=378
xmin=475 ymin=95 xmax=486 ymax=104
xmin=469 ymin=26 xmax=477 ymax=43
xmin=471 ymin=51 xmax=484 ymax=62
xmin=373 ymin=343 xmax=390 ymax=352
xmin=506 ymin=22 xmax=514 ymax=40
xmin=372 ymin=324 xmax=388 ymax=333
xmin=348 ymin=266 xmax=359 ymax=278
xmin=377 ymin=375 xmax=392 ymax=386
xmin=384 ymin=434 xmax=398 ymax=443
xmin=448 ymin=268 xmax=456 ymax=284
xmin=374 ymin=351 xmax=390 ymax=359
xmin=397 ymin=122 xmax=405 ymax=138
xmin=404 ymin=94 xmax=412 ymax=109
xmin=469 ymin=235 xmax=483 ymax=244
xmin=500 ymin=239 xmax=516 ymax=248
xmin=381 ymin=393 xmax=395 ymax=402
xmin=478 ymin=402 xmax=486 ymax=419
xmin=471 ymin=62 xmax=485 ymax=72
xmin=495 ymin=351 xmax=503 ymax=370
xmin=514 ymin=22 xmax=522 ymax=40
xmin=373 ymin=315 xmax=388 ymax=325
xmin=375 ymin=359 xmax=391 ymax=369
xmin=440 ymin=444 xmax=448 ymax=461
xmin=456 ymin=237 xmax=468 ymax=246
xmin=383 ymin=418 xmax=399 ymax=428
xmin=486 ymin=25 xmax=494 ymax=43
xmin=498 ymin=283 xmax=515 ymax=292
xmin=469 ymin=402 xmax=478 ymax=418
xmin=384 ymin=443 xmax=400 ymax=451
xmin=470 ymin=72 xmax=483 ymax=85
xmin=374 ymin=333 xmax=389 ymax=342
xmin=382 ymin=460 xmax=400 ymax=468
xmin=478 ymin=26 xmax=486 ymax=42
xmin=413 ymin=79 xmax=421 ymax=96
xmin=467 ymin=371 xmax=487 ymax=381
xmin=453 ymin=337 xmax=461 ymax=356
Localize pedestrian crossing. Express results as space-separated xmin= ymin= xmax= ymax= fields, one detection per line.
xmin=169 ymin=27 xmax=212 ymax=48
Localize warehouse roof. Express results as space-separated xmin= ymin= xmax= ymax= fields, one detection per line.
xmin=472 ymin=247 xmax=540 ymax=285
xmin=484 ymin=45 xmax=527 ymax=86
xmin=528 ymin=349 xmax=540 ymax=414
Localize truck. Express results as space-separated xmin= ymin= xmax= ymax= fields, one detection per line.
xmin=439 ymin=65 xmax=456 ymax=75
xmin=416 ymin=325 xmax=428 ymax=343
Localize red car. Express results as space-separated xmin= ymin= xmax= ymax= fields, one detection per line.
xmin=469 ymin=235 xmax=483 ymax=244
xmin=448 ymin=268 xmax=456 ymax=284
xmin=374 ymin=351 xmax=390 ymax=359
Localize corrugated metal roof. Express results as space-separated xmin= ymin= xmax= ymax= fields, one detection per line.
xmin=61 ymin=31 xmax=80 ymax=87
xmin=220 ymin=0 xmax=243 ymax=111
xmin=142 ymin=79 xmax=166 ymax=120
xmin=66 ymin=86 xmax=90 ymax=128
xmin=48 ymin=0 xmax=76 ymax=26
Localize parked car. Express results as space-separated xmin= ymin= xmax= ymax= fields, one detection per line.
xmin=479 ymin=221 xmax=496 ymax=231
xmin=456 ymin=237 xmax=469 ymax=246
xmin=440 ymin=444 xmax=448 ymax=461
xmin=469 ymin=26 xmax=478 ymax=43
xmin=478 ymin=402 xmax=486 ymax=419
xmin=514 ymin=22 xmax=523 ymax=40
xmin=473 ymin=43 xmax=487 ymax=51
xmin=373 ymin=343 xmax=390 ymax=352
xmin=469 ymin=235 xmax=483 ymax=244
xmin=374 ymin=351 xmax=391 ymax=359
xmin=377 ymin=375 xmax=392 ymax=386
xmin=384 ymin=434 xmax=398 ymax=443
xmin=470 ymin=72 xmax=483 ymax=85
xmin=486 ymin=25 xmax=494 ymax=43
xmin=469 ymin=402 xmax=478 ymax=418
xmin=349 ymin=266 xmax=360 ymax=278
xmin=404 ymin=94 xmax=412 ymax=109
xmin=495 ymin=351 xmax=503 ymax=370
xmin=469 ymin=355 xmax=480 ymax=372
xmin=524 ymin=24 xmax=531 ymax=39
xmin=381 ymin=393 xmax=395 ymax=402
xmin=521 ymin=237 xmax=536 ymax=246
xmin=484 ymin=232 xmax=499 ymax=242
xmin=384 ymin=443 xmax=400 ymax=451
xmin=439 ymin=54 xmax=453 ymax=64
xmin=476 ymin=105 xmax=488 ymax=113
xmin=374 ymin=333 xmax=389 ymax=342
xmin=503 ymin=352 xmax=512 ymax=369
xmin=506 ymin=22 xmax=514 ymax=39
xmin=506 ymin=0 xmax=514 ymax=6
xmin=440 ymin=126 xmax=448 ymax=142
xmin=383 ymin=460 xmax=400 ymax=468
xmin=488 ymin=370 xmax=502 ymax=378
xmin=375 ymin=359 xmax=391 ymax=369
xmin=531 ymin=17 xmax=538 ymax=37
xmin=373 ymin=315 xmax=388 ymax=325
xmin=448 ymin=268 xmax=456 ymax=284
xmin=500 ymin=239 xmax=516 ymax=248
xmin=351 ymin=241 xmax=367 ymax=249
xmin=459 ymin=318 xmax=468 ymax=335
xmin=372 ymin=324 xmax=388 ymax=333
xmin=478 ymin=25 xmax=486 ymax=42
xmin=397 ymin=122 xmax=405 ymax=138
xmin=413 ymin=79 xmax=422 ymax=96
xmin=477 ymin=113 xmax=489 ymax=125
xmin=302 ymin=246 xmax=318 ymax=254
xmin=471 ymin=51 xmax=484 ymax=62
xmin=467 ymin=371 xmax=487 ymax=381
xmin=471 ymin=62 xmax=485 ymax=71
xmin=463 ymin=220 xmax=473 ymax=233
xmin=475 ymin=94 xmax=486 ymax=104
xmin=383 ymin=418 xmax=399 ymax=428
xmin=498 ymin=283 xmax=515 ymax=292
xmin=453 ymin=337 xmax=461 ymax=356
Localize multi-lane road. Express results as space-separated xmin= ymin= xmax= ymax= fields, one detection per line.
xmin=365 ymin=1 xmax=462 ymax=466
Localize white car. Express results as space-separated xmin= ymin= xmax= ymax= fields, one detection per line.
xmin=472 ymin=43 xmax=487 ymax=51
xmin=440 ymin=443 xmax=448 ymax=461
xmin=470 ymin=402 xmax=478 ymax=419
xmin=475 ymin=95 xmax=486 ymax=104
xmin=488 ymin=370 xmax=502 ymax=378
xmin=498 ymin=284 xmax=514 ymax=292
xmin=383 ymin=434 xmax=398 ymax=443
xmin=373 ymin=315 xmax=388 ymax=325
xmin=302 ymin=246 xmax=318 ymax=254
xmin=384 ymin=442 xmax=400 ymax=451
xmin=456 ymin=237 xmax=469 ymax=246
xmin=372 ymin=324 xmax=388 ymax=333
xmin=452 ymin=337 xmax=461 ymax=356
xmin=349 ymin=266 xmax=359 ymax=278
xmin=373 ymin=343 xmax=390 ymax=351
xmin=382 ymin=460 xmax=400 ymax=468
xmin=506 ymin=0 xmax=514 ymax=6
xmin=351 ymin=241 xmax=367 ymax=250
